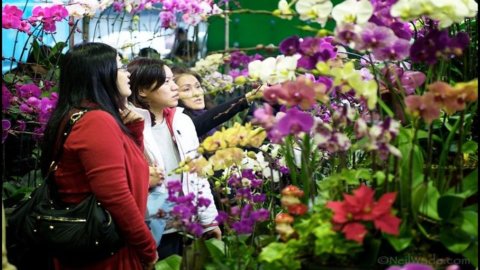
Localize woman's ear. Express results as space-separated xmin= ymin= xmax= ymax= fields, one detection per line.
xmin=139 ymin=88 xmax=148 ymax=98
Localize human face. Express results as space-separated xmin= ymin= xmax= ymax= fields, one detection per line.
xmin=116 ymin=56 xmax=131 ymax=98
xmin=140 ymin=65 xmax=179 ymax=110
xmin=176 ymin=74 xmax=205 ymax=110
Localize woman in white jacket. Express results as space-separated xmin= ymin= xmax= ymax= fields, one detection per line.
xmin=126 ymin=57 xmax=220 ymax=260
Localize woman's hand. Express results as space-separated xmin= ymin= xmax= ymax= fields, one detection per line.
xmin=149 ymin=166 xmax=164 ymax=188
xmin=120 ymin=107 xmax=144 ymax=124
xmin=245 ymin=84 xmax=266 ymax=102
xmin=142 ymin=252 xmax=158 ymax=270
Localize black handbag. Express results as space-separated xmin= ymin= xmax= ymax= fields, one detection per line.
xmin=7 ymin=109 xmax=124 ymax=266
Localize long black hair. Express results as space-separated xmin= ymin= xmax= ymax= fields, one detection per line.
xmin=40 ymin=42 xmax=129 ymax=176
xmin=127 ymin=57 xmax=166 ymax=124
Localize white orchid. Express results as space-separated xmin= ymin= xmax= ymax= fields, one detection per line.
xmin=248 ymin=57 xmax=276 ymax=84
xmin=295 ymin=0 xmax=333 ymax=27
xmin=391 ymin=0 xmax=478 ymax=28
xmin=248 ymin=54 xmax=300 ymax=85
xmin=332 ymin=0 xmax=373 ymax=25
xmin=192 ymin=53 xmax=225 ymax=75
xmin=273 ymin=54 xmax=301 ymax=84
xmin=275 ymin=0 xmax=294 ymax=20
xmin=242 ymin=151 xmax=280 ymax=182
xmin=66 ymin=0 xmax=100 ymax=18
xmin=430 ymin=0 xmax=477 ymax=28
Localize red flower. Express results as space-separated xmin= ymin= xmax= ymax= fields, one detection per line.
xmin=326 ymin=185 xmax=401 ymax=243
xmin=342 ymin=222 xmax=368 ymax=244
xmin=343 ymin=185 xmax=375 ymax=220
xmin=370 ymin=192 xmax=397 ymax=218
xmin=287 ymin=203 xmax=308 ymax=216
xmin=326 ymin=201 xmax=349 ymax=223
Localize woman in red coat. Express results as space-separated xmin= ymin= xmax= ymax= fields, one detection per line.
xmin=39 ymin=42 xmax=157 ymax=270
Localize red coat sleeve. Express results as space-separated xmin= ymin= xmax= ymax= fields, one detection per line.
xmin=67 ymin=111 xmax=156 ymax=263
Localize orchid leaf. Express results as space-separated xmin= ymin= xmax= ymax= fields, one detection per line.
xmin=155 ymin=255 xmax=182 ymax=270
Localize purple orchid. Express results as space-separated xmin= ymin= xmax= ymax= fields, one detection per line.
xmin=215 ymin=211 xmax=228 ymax=224
xmin=374 ymin=38 xmax=411 ymax=61
xmin=410 ymin=29 xmax=469 ymax=64
xmin=276 ymin=108 xmax=314 ymax=136
xmin=2 ymin=85 xmax=12 ymax=111
xmin=381 ymin=65 xmax=426 ymax=95
xmin=2 ymin=119 xmax=11 ymax=143
xmin=252 ymin=194 xmax=266 ymax=203
xmin=17 ymin=83 xmax=41 ymax=99
xmin=297 ymin=38 xmax=337 ymax=70
xmin=335 ymin=23 xmax=361 ymax=47
xmin=279 ymin=35 xmax=300 ymax=56
xmin=357 ymin=23 xmax=396 ymax=51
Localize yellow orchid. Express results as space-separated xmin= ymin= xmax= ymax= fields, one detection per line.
xmin=199 ymin=131 xmax=228 ymax=153
xmin=349 ymin=76 xmax=378 ymax=110
xmin=246 ymin=128 xmax=267 ymax=148
xmin=209 ymin=147 xmax=245 ymax=171
xmin=454 ymin=79 xmax=478 ymax=102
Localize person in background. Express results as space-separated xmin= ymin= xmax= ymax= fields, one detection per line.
xmin=172 ymin=67 xmax=263 ymax=140
xmin=138 ymin=47 xmax=161 ymax=60
xmin=127 ymin=57 xmax=221 ymax=260
xmin=170 ymin=28 xmax=198 ymax=64
xmin=39 ymin=42 xmax=157 ymax=270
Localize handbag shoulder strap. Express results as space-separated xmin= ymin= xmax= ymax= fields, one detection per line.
xmin=47 ymin=109 xmax=89 ymax=178
xmin=45 ymin=109 xmax=90 ymax=203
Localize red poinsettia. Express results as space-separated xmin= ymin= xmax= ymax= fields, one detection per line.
xmin=326 ymin=185 xmax=401 ymax=244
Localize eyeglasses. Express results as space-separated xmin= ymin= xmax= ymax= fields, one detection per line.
xmin=117 ymin=63 xmax=128 ymax=71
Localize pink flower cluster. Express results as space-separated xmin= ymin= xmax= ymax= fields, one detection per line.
xmin=111 ymin=0 xmax=221 ymax=28
xmin=2 ymin=4 xmax=68 ymax=34
xmin=2 ymin=5 xmax=31 ymax=33
xmin=28 ymin=5 xmax=69 ymax=33
xmin=2 ymin=82 xmax=58 ymax=142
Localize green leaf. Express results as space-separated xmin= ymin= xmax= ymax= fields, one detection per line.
xmin=437 ymin=194 xmax=465 ymax=220
xmin=446 ymin=169 xmax=478 ymax=198
xmin=463 ymin=242 xmax=478 ymax=267
xmin=461 ymin=141 xmax=478 ymax=154
xmin=418 ymin=181 xmax=441 ymax=221
xmin=439 ymin=228 xmax=471 ymax=254
xmin=205 ymin=238 xmax=225 ymax=262
xmin=374 ymin=171 xmax=386 ymax=186
xmin=377 ymin=98 xmax=394 ymax=117
xmin=398 ymin=129 xmax=425 ymax=190
xmin=355 ymin=168 xmax=372 ymax=181
xmin=155 ymin=255 xmax=182 ymax=270
xmin=411 ymin=182 xmax=427 ymax=216
xmin=258 ymin=243 xmax=287 ymax=263
xmin=3 ymin=73 xmax=15 ymax=84
xmin=416 ymin=129 xmax=442 ymax=142
xmin=460 ymin=211 xmax=478 ymax=237
xmin=385 ymin=221 xmax=413 ymax=252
